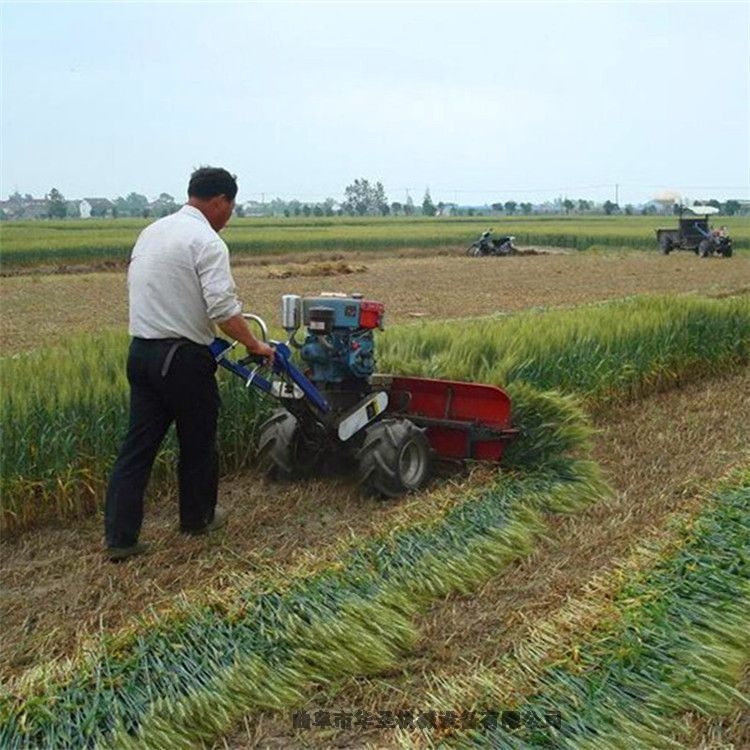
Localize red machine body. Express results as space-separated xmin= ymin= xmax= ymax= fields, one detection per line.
xmin=379 ymin=375 xmax=517 ymax=462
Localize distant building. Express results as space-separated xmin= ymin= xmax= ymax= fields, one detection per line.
xmin=240 ymin=201 xmax=266 ymax=217
xmin=0 ymin=198 xmax=49 ymax=219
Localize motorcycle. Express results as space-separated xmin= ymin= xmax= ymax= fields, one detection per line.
xmin=466 ymin=228 xmax=517 ymax=257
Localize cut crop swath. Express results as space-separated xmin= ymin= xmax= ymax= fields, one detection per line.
xmin=444 ymin=479 xmax=750 ymax=749
xmin=0 ymin=459 xmax=608 ymax=749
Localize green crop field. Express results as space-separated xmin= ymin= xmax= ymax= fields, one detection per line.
xmin=3 ymin=294 xmax=747 ymax=535
xmin=1 ymin=249 xmax=748 ymax=748
xmin=1 ymin=214 xmax=749 ymax=268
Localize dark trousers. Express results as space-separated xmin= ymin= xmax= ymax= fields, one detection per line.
xmin=105 ymin=338 xmax=220 ymax=548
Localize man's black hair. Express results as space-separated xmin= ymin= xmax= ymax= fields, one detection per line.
xmin=188 ymin=167 xmax=238 ymax=201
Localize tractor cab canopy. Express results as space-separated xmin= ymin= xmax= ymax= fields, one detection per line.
xmin=678 ymin=205 xmax=720 ymax=240
xmin=682 ymin=205 xmax=721 ymax=216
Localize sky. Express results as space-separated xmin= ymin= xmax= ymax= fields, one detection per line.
xmin=1 ymin=1 xmax=749 ymax=208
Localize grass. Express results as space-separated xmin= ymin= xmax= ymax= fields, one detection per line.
xmin=442 ymin=474 xmax=750 ymax=749
xmin=2 ymin=287 xmax=748 ymax=747
xmin=377 ymin=294 xmax=750 ymax=410
xmin=0 ymin=459 xmax=608 ymax=749
xmin=2 ymin=215 xmax=749 ymax=268
xmin=2 ymin=293 xmax=748 ymax=535
xmin=0 ymin=332 xmax=271 ymax=534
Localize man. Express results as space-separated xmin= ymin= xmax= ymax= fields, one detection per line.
xmin=105 ymin=167 xmax=274 ymax=561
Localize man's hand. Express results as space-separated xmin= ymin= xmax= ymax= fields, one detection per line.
xmin=218 ymin=314 xmax=275 ymax=365
xmin=247 ymin=340 xmax=275 ymax=365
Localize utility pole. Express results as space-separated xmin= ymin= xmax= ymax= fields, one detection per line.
xmin=615 ymin=183 xmax=619 ymax=206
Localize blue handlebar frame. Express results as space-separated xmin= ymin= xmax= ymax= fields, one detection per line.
xmin=210 ymin=337 xmax=331 ymax=414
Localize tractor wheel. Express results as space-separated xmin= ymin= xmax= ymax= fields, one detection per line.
xmin=659 ymin=236 xmax=672 ymax=255
xmin=698 ymin=239 xmax=712 ymax=258
xmin=356 ymin=418 xmax=432 ymax=498
xmin=466 ymin=243 xmax=483 ymax=257
xmin=723 ymin=242 xmax=733 ymax=258
xmin=257 ymin=409 xmax=320 ymax=480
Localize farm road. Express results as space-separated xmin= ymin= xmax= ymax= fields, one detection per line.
xmin=2 ymin=250 xmax=749 ymax=353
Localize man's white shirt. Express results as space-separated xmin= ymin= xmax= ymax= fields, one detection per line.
xmin=128 ymin=205 xmax=242 ymax=344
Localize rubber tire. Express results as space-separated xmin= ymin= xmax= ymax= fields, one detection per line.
xmin=659 ymin=236 xmax=672 ymax=255
xmin=466 ymin=243 xmax=483 ymax=257
xmin=723 ymin=242 xmax=733 ymax=258
xmin=698 ymin=239 xmax=712 ymax=258
xmin=356 ymin=418 xmax=432 ymax=498
xmin=257 ymin=409 xmax=320 ymax=480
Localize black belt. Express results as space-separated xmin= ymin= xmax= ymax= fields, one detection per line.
xmin=132 ymin=337 xmax=200 ymax=377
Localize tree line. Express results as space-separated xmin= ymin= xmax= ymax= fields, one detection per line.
xmin=2 ymin=183 xmax=745 ymax=221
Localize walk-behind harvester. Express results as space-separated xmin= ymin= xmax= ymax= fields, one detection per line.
xmin=210 ymin=293 xmax=517 ymax=497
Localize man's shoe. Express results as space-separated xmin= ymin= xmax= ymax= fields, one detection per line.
xmin=181 ymin=506 xmax=229 ymax=536
xmin=107 ymin=541 xmax=149 ymax=562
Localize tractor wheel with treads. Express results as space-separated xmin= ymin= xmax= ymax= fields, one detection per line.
xmin=356 ymin=418 xmax=432 ymax=498
xmin=257 ymin=409 xmax=320 ymax=480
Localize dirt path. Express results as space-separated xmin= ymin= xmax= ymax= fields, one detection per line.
xmin=218 ymin=368 xmax=750 ymax=748
xmin=2 ymin=251 xmax=748 ymax=353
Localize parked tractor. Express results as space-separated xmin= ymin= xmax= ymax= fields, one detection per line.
xmin=211 ymin=293 xmax=517 ymax=498
xmin=656 ymin=205 xmax=732 ymax=257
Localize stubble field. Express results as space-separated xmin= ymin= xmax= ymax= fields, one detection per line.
xmin=2 ymin=248 xmax=748 ymax=353
xmin=1 ymin=243 xmax=749 ymax=749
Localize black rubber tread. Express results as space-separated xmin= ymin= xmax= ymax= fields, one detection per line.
xmin=698 ymin=239 xmax=712 ymax=258
xmin=256 ymin=409 xmax=318 ymax=480
xmin=355 ymin=418 xmax=432 ymax=498
xmin=659 ymin=235 xmax=672 ymax=255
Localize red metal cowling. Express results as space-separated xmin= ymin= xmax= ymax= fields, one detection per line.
xmin=384 ymin=376 xmax=517 ymax=462
xmin=358 ymin=300 xmax=385 ymax=329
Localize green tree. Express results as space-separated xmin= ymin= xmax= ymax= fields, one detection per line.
xmin=723 ymin=200 xmax=741 ymax=215
xmin=372 ymin=181 xmax=387 ymax=215
xmin=491 ymin=202 xmax=504 ymax=212
xmin=343 ymin=179 xmax=369 ymax=215
xmin=342 ymin=178 xmax=389 ymax=216
xmin=390 ymin=201 xmax=402 ymax=215
xmin=504 ymin=201 xmax=517 ymax=215
xmin=125 ymin=192 xmax=149 ymax=216
xmin=603 ymin=200 xmax=619 ymax=215
xmin=520 ymin=202 xmax=533 ymax=215
xmin=47 ymin=188 xmax=67 ymax=219
xmin=422 ymin=188 xmax=436 ymax=216
xmin=562 ymin=199 xmax=574 ymax=215
xmin=577 ymin=199 xmax=591 ymax=212
xmin=114 ymin=196 xmax=129 ymax=216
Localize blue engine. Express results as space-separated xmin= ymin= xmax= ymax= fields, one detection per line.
xmin=292 ymin=295 xmax=384 ymax=384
